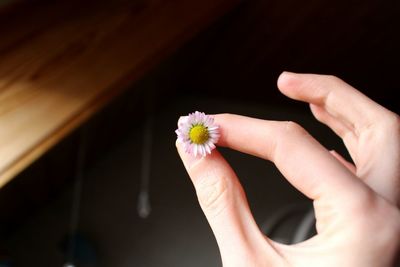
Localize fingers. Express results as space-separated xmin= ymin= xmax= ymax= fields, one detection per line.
xmin=176 ymin=142 xmax=278 ymax=264
xmin=277 ymin=72 xmax=400 ymax=205
xmin=277 ymin=72 xmax=387 ymax=138
xmin=214 ymin=114 xmax=365 ymax=203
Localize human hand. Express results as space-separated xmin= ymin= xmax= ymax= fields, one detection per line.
xmin=176 ymin=72 xmax=400 ymax=266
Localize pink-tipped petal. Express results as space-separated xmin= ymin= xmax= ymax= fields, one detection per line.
xmin=205 ymin=144 xmax=211 ymax=154
xmin=178 ymin=116 xmax=188 ymax=127
xmin=201 ymin=145 xmax=206 ymax=157
xmin=175 ymin=111 xmax=219 ymax=157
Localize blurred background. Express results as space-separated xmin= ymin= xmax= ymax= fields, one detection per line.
xmin=0 ymin=0 xmax=399 ymax=266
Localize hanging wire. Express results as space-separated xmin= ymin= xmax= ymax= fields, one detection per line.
xmin=137 ymin=113 xmax=153 ymax=219
xmin=63 ymin=126 xmax=88 ymax=267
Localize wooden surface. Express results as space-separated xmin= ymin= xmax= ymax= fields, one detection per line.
xmin=0 ymin=0 xmax=237 ymax=187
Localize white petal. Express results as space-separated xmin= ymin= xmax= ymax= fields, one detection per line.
xmin=184 ymin=143 xmax=190 ymax=153
xmin=178 ymin=116 xmax=189 ymax=127
xmin=208 ymin=142 xmax=216 ymax=150
xmin=198 ymin=145 xmax=203 ymax=157
xmin=201 ymin=145 xmax=206 ymax=157
xmin=205 ymin=144 xmax=211 ymax=154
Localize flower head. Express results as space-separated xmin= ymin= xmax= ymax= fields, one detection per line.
xmin=175 ymin=111 xmax=220 ymax=157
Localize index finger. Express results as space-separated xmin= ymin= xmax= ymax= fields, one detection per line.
xmin=214 ymin=114 xmax=365 ymax=202
xmin=277 ymin=72 xmax=388 ymax=134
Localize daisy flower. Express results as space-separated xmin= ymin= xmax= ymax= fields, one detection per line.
xmin=175 ymin=111 xmax=220 ymax=157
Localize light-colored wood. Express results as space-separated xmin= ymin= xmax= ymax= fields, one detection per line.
xmin=0 ymin=0 xmax=237 ymax=187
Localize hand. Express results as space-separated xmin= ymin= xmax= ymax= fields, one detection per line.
xmin=176 ymin=72 xmax=400 ymax=266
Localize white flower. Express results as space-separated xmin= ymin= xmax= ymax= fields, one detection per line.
xmin=175 ymin=111 xmax=220 ymax=157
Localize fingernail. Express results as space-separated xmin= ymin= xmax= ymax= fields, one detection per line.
xmin=280 ymin=71 xmax=297 ymax=78
xmin=278 ymin=71 xmax=298 ymax=87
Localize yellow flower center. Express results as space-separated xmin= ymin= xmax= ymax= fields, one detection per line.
xmin=189 ymin=124 xmax=209 ymax=144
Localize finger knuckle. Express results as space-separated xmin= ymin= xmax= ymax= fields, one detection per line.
xmin=196 ymin=175 xmax=230 ymax=216
xmin=383 ymin=112 xmax=400 ymax=132
xmin=274 ymin=121 xmax=309 ymax=159
xmin=283 ymin=120 xmax=307 ymax=135
xmin=328 ymin=74 xmax=341 ymax=81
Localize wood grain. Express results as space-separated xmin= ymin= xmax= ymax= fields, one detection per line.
xmin=0 ymin=0 xmax=238 ymax=187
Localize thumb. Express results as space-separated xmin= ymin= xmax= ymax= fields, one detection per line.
xmin=176 ymin=142 xmax=278 ymax=265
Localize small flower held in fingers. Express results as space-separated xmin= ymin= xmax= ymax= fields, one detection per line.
xmin=175 ymin=111 xmax=220 ymax=157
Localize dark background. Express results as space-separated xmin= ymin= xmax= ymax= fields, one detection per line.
xmin=1 ymin=0 xmax=399 ymax=266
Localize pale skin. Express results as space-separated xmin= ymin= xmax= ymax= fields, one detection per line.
xmin=176 ymin=72 xmax=400 ymax=266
